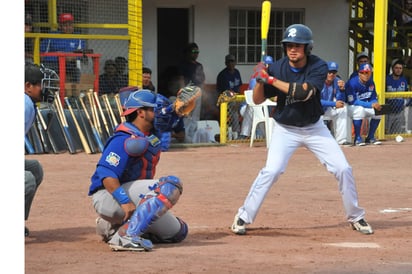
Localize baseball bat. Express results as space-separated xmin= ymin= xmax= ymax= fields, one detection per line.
xmin=102 ymin=94 xmax=118 ymax=129
xmin=73 ymin=97 xmax=97 ymax=154
xmin=93 ymin=91 xmax=111 ymax=137
xmin=87 ymin=90 xmax=102 ymax=137
xmin=64 ymin=97 xmax=92 ymax=154
xmin=260 ymin=0 xmax=271 ymax=62
xmin=79 ymin=92 xmax=105 ymax=152
xmin=54 ymin=92 xmax=76 ymax=154
xmin=25 ymin=135 xmax=35 ymax=154
xmin=36 ymin=108 xmax=59 ymax=154
xmin=114 ymin=93 xmax=126 ymax=123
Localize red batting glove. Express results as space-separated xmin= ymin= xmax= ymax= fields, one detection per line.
xmin=255 ymin=70 xmax=276 ymax=85
xmin=253 ymin=62 xmax=267 ymax=73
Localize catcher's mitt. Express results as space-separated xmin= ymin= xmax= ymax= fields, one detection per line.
xmin=216 ymin=90 xmax=237 ymax=106
xmin=174 ymin=85 xmax=202 ymax=116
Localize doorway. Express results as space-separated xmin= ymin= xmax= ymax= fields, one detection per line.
xmin=157 ymin=8 xmax=189 ymax=96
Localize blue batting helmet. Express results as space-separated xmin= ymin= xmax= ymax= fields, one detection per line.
xmin=122 ymin=89 xmax=157 ymax=116
xmin=281 ymin=24 xmax=313 ymax=55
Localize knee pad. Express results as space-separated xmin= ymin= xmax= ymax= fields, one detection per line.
xmin=127 ymin=176 xmax=183 ymax=237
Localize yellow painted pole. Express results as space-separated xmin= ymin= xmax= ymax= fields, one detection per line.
xmin=128 ymin=0 xmax=143 ymax=88
xmin=373 ymin=0 xmax=388 ymax=139
xmin=220 ymin=103 xmax=228 ymax=144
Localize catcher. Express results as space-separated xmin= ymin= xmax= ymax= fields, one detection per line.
xmin=88 ymin=87 xmax=200 ymax=251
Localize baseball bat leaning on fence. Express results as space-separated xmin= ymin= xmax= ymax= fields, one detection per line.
xmin=74 ymin=97 xmax=97 ymax=154
xmin=54 ymin=92 xmax=76 ymax=154
xmin=87 ymin=90 xmax=103 ymax=138
xmin=79 ymin=92 xmax=105 ymax=152
xmin=36 ymin=108 xmax=59 ymax=154
xmin=64 ymin=97 xmax=92 ymax=154
xmin=25 ymin=135 xmax=35 ymax=154
xmin=29 ymin=122 xmax=44 ymax=154
xmin=93 ymin=91 xmax=112 ymax=137
xmin=36 ymin=112 xmax=50 ymax=153
xmin=260 ymin=0 xmax=271 ymax=62
xmin=102 ymin=94 xmax=119 ymax=130
xmin=114 ymin=93 xmax=126 ymax=123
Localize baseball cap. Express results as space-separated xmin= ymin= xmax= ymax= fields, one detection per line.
xmin=327 ymin=61 xmax=339 ymax=72
xmin=225 ymin=54 xmax=236 ymax=62
xmin=59 ymin=13 xmax=74 ymax=23
xmin=356 ymin=51 xmax=368 ymax=60
xmin=359 ymin=63 xmax=373 ymax=73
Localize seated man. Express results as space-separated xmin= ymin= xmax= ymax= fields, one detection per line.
xmin=320 ymin=61 xmax=352 ymax=145
xmin=344 ymin=63 xmax=383 ymax=146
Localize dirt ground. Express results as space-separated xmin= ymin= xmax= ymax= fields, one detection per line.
xmin=25 ymin=138 xmax=412 ymax=274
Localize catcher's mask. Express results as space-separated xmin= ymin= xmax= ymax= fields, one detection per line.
xmin=122 ymin=89 xmax=157 ymax=116
xmin=40 ymin=64 xmax=60 ymax=103
xmin=281 ymin=24 xmax=313 ymax=55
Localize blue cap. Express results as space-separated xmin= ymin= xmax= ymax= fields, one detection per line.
xmin=264 ymin=56 xmax=274 ymax=65
xmin=327 ymin=61 xmax=339 ymax=72
xmin=359 ymin=63 xmax=373 ymax=73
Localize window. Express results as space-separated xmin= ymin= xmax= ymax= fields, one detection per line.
xmin=229 ymin=8 xmax=305 ymax=64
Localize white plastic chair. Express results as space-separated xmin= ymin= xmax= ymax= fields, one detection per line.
xmin=244 ymin=90 xmax=276 ymax=148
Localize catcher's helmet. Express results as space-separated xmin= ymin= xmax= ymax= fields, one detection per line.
xmin=281 ymin=24 xmax=313 ymax=55
xmin=122 ymin=89 xmax=157 ymax=116
xmin=40 ymin=65 xmax=59 ymax=103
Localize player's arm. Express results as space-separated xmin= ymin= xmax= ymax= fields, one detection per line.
xmin=103 ymin=176 xmax=136 ymax=222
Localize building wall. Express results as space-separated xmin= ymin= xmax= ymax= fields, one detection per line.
xmin=143 ymin=0 xmax=350 ymax=87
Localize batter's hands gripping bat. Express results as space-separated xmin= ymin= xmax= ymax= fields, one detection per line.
xmin=64 ymin=97 xmax=92 ymax=154
xmin=79 ymin=92 xmax=105 ymax=152
xmin=260 ymin=0 xmax=271 ymax=62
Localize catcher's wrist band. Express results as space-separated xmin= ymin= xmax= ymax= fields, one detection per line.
xmin=112 ymin=186 xmax=131 ymax=204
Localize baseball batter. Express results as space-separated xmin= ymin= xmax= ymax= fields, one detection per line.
xmin=231 ymin=24 xmax=373 ymax=235
xmin=88 ymin=90 xmax=188 ymax=251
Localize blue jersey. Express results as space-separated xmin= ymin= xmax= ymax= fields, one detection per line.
xmin=40 ymin=31 xmax=85 ymax=63
xmin=264 ymin=55 xmax=328 ymax=127
xmin=344 ymin=76 xmax=378 ymax=108
xmin=88 ymin=122 xmax=162 ymax=195
xmin=386 ymin=74 xmax=408 ymax=113
xmin=320 ymin=77 xmax=345 ymax=111
xmin=216 ymin=67 xmax=243 ymax=93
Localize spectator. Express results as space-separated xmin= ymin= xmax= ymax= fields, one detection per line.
xmin=349 ymin=51 xmax=370 ymax=80
xmin=178 ymin=43 xmax=204 ymax=142
xmin=99 ymin=59 xmax=123 ymax=95
xmin=320 ymin=61 xmax=352 ymax=145
xmin=386 ymin=58 xmax=409 ymax=133
xmin=142 ymin=67 xmax=156 ymax=92
xmin=25 ymin=14 xmax=34 ymax=64
xmin=24 ymin=64 xmax=46 ymax=237
xmin=216 ymin=54 xmax=243 ymax=135
xmin=345 ymin=63 xmax=383 ymax=146
xmin=115 ymin=56 xmax=128 ymax=88
xmin=40 ymin=13 xmax=86 ymax=83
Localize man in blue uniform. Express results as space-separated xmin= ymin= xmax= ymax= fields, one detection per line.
xmin=89 ymin=90 xmax=188 ymax=251
xmin=345 ymin=63 xmax=383 ymax=145
xmin=40 ymin=13 xmax=86 ymax=82
xmin=231 ymin=24 xmax=373 ymax=236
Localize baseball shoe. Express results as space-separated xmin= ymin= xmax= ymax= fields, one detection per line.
xmin=108 ymin=233 xmax=153 ymax=252
xmin=354 ymin=137 xmax=366 ymax=146
xmin=365 ymin=138 xmax=382 ymax=145
xmin=351 ymin=219 xmax=374 ymax=235
xmin=231 ymin=214 xmax=246 ymax=235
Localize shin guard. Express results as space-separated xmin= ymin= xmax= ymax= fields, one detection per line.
xmin=127 ymin=176 xmax=183 ymax=237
